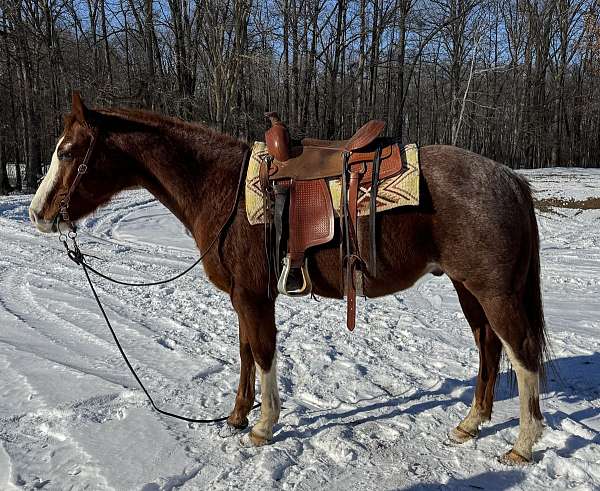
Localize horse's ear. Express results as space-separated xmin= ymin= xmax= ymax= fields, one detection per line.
xmin=71 ymin=91 xmax=88 ymax=124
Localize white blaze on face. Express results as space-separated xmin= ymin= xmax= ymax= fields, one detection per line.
xmin=29 ymin=136 xmax=64 ymax=232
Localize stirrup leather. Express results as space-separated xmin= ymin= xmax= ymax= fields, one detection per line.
xmin=277 ymin=256 xmax=312 ymax=296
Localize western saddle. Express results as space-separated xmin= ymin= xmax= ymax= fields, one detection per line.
xmin=260 ymin=112 xmax=404 ymax=330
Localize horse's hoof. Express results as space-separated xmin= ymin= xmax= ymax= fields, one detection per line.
xmin=227 ymin=416 xmax=249 ymax=430
xmin=498 ymin=449 xmax=532 ymax=466
xmin=247 ymin=430 xmax=272 ymax=447
xmin=447 ymin=425 xmax=478 ymax=444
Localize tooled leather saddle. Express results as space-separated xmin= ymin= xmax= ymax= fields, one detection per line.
xmin=260 ymin=112 xmax=404 ymax=330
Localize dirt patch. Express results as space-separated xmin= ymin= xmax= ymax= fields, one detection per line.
xmin=534 ymin=197 xmax=600 ymax=212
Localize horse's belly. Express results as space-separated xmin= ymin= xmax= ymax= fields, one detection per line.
xmin=309 ymin=210 xmax=437 ymax=299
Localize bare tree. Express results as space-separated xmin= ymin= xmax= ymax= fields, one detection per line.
xmin=0 ymin=0 xmax=599 ymax=194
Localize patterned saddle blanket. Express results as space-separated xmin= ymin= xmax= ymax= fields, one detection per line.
xmin=245 ymin=142 xmax=420 ymax=225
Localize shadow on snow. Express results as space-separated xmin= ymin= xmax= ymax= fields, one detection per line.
xmin=275 ymin=351 xmax=599 ymax=489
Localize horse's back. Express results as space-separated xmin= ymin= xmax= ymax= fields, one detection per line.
xmin=310 ymin=145 xmax=537 ymax=299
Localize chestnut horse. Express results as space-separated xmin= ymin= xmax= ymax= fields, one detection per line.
xmin=29 ymin=94 xmax=547 ymax=464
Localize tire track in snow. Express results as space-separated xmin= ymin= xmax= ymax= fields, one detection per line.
xmin=0 ymin=229 xmax=230 ymax=398
xmin=0 ymin=347 xmax=114 ymax=490
xmin=1 ymin=181 xmax=599 ymax=489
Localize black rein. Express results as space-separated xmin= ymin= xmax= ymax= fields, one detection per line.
xmin=58 ymin=130 xmax=259 ymax=425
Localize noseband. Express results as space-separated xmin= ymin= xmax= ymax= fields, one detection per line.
xmin=58 ymin=126 xmax=99 ymax=239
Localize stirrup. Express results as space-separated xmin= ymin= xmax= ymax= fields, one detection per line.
xmin=277 ymin=256 xmax=312 ymax=296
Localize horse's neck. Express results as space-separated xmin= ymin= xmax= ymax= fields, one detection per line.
xmin=115 ymin=127 xmax=245 ymax=237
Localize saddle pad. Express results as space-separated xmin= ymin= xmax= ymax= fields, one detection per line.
xmin=245 ymin=142 xmax=420 ymax=226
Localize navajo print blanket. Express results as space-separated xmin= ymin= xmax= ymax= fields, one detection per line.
xmin=245 ymin=142 xmax=420 ymax=226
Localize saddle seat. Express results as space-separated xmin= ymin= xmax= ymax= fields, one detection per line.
xmin=262 ymin=112 xmax=404 ymax=331
xmin=268 ymin=140 xmax=402 ymax=184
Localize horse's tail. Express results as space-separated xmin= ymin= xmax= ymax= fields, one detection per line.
xmin=515 ymin=174 xmax=549 ymax=383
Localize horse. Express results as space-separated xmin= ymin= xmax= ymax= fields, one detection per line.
xmin=29 ymin=93 xmax=547 ymax=465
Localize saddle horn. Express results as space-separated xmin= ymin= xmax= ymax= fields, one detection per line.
xmin=265 ymin=112 xmax=291 ymax=162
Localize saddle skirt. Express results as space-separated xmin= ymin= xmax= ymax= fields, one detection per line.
xmin=245 ymin=142 xmax=420 ymax=226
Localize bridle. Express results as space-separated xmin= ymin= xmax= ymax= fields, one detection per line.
xmin=58 ymin=125 xmax=99 ymax=241
xmin=54 ymin=125 xmax=258 ymax=424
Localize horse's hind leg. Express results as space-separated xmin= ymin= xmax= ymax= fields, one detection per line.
xmin=231 ymin=289 xmax=280 ymax=446
xmin=479 ymin=294 xmax=544 ymax=464
xmin=449 ymin=281 xmax=502 ymax=443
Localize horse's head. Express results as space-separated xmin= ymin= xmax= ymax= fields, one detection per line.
xmin=29 ymin=93 xmax=134 ymax=233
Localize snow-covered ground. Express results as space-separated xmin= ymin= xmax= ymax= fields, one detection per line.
xmin=0 ymin=168 xmax=598 ymax=490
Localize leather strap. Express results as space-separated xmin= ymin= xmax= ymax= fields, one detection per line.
xmin=59 ymin=127 xmax=99 ymax=230
xmin=273 ymin=182 xmax=290 ymax=276
xmin=259 ymin=160 xmax=274 ymax=297
xmin=369 ymin=146 xmax=382 ymax=277
xmin=341 ymin=152 xmax=351 ymax=273
xmin=346 ymin=171 xmax=361 ymax=331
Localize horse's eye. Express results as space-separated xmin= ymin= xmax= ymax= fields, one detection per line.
xmin=58 ymin=151 xmax=72 ymax=161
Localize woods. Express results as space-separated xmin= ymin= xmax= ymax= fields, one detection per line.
xmin=0 ymin=0 xmax=599 ymax=192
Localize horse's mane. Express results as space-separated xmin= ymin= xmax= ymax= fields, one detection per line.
xmin=91 ymin=107 xmax=245 ymax=149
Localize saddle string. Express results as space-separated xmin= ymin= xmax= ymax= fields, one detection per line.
xmin=60 ymin=145 xmax=262 ymax=424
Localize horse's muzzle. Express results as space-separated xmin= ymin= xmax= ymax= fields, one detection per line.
xmin=29 ymin=207 xmax=58 ymax=233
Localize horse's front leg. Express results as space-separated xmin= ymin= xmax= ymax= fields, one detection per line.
xmin=231 ymin=289 xmax=280 ymax=445
xmin=227 ymin=323 xmax=256 ymax=429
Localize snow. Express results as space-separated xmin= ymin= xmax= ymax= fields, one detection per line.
xmin=0 ymin=168 xmax=599 ymax=490
xmin=525 ymin=167 xmax=600 ymax=202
